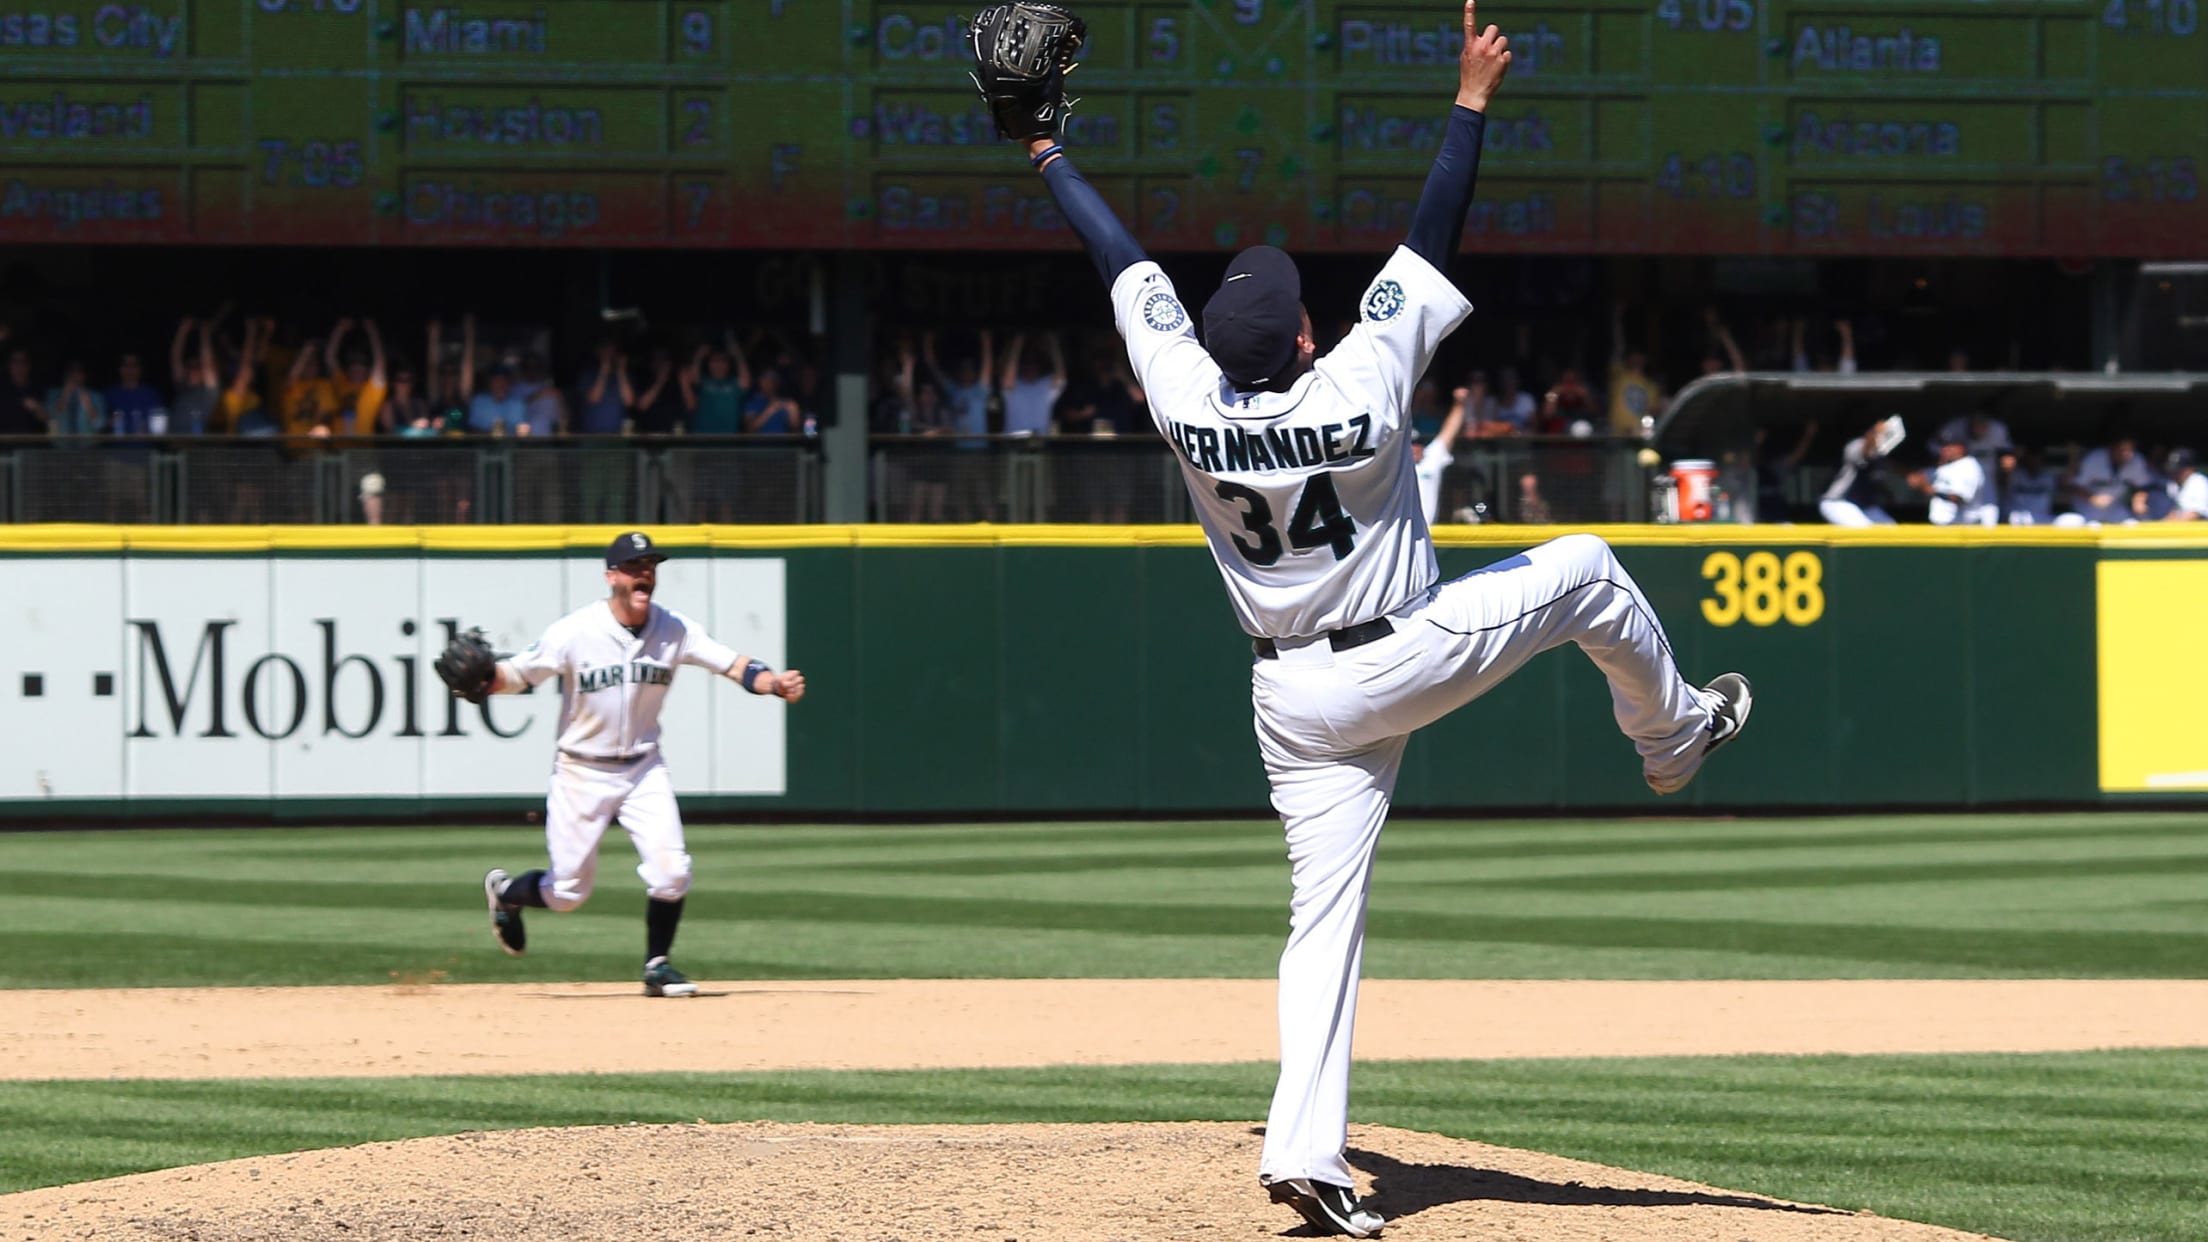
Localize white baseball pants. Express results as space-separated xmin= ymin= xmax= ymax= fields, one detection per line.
xmin=1819 ymin=498 xmax=1894 ymax=526
xmin=1252 ymin=533 xmax=1716 ymax=1187
xmin=541 ymin=752 xmax=693 ymax=910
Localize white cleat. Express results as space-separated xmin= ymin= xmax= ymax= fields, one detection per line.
xmin=1647 ymin=672 xmax=1753 ymax=795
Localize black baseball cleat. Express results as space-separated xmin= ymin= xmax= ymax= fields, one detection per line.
xmin=643 ymin=956 xmax=699 ymax=997
xmin=1646 ymin=672 xmax=1753 ymax=795
xmin=1263 ymin=1177 xmax=1385 ymax=1238
xmin=484 ymin=869 xmax=526 ymax=957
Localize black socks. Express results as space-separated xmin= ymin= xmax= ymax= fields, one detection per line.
xmin=500 ymin=870 xmax=549 ymax=908
xmin=646 ymin=896 xmax=685 ymax=963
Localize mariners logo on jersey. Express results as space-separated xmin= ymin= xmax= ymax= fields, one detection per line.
xmin=1361 ymin=279 xmax=1406 ymax=322
xmin=1141 ymin=289 xmax=1187 ymax=333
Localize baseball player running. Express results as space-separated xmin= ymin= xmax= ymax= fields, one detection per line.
xmin=436 ymin=531 xmax=806 ymax=997
xmin=1414 ymin=385 xmax=1468 ymax=526
xmin=966 ymin=4 xmax=1751 ymax=1234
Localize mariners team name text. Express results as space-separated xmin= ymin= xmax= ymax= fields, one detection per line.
xmin=575 ymin=661 xmax=673 ymax=692
xmin=1165 ymin=416 xmax=1378 ymax=474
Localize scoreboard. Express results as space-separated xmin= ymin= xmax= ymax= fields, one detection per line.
xmin=0 ymin=0 xmax=2201 ymax=253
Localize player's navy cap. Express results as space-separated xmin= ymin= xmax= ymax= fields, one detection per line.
xmin=606 ymin=531 xmax=668 ymax=567
xmin=1203 ymin=245 xmax=1303 ymax=391
xmin=2169 ymin=447 xmax=2198 ymax=471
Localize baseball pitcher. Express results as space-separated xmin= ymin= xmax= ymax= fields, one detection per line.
xmin=437 ymin=531 xmax=806 ymax=997
xmin=965 ymin=3 xmax=1752 ymax=1233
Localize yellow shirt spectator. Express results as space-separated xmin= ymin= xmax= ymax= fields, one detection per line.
xmin=218 ymin=387 xmax=267 ymax=435
xmin=348 ymin=375 xmax=389 ymax=435
xmin=1607 ymin=364 xmax=1659 ymax=437
xmin=281 ymin=378 xmax=337 ymax=436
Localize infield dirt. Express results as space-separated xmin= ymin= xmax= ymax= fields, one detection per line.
xmin=0 ymin=1121 xmax=2017 ymax=1242
xmin=4 ymin=977 xmax=2204 ymax=1079
xmin=10 ymin=978 xmax=2205 ymax=1240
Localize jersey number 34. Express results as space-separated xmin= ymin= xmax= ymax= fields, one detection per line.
xmin=1215 ymin=475 xmax=1357 ymax=567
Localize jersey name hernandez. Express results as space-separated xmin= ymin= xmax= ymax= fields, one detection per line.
xmin=1112 ymin=247 xmax=1474 ymax=639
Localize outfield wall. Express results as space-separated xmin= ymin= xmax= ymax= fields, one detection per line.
xmin=2 ymin=524 xmax=2203 ymax=820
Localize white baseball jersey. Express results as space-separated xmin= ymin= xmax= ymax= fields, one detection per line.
xmin=506 ymin=599 xmax=738 ymax=759
xmin=1110 ymin=252 xmax=1726 ymax=1195
xmin=1927 ymin=455 xmax=1993 ymax=526
xmin=1415 ymin=440 xmax=1453 ymax=526
xmin=1822 ymin=438 xmax=1879 ymax=504
xmin=2170 ymin=472 xmax=2208 ymax=518
xmin=1112 ymin=246 xmax=1473 ymax=638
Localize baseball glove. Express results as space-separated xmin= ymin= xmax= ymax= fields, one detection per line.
xmin=434 ymin=627 xmax=499 ymax=705
xmin=966 ymin=2 xmax=1087 ymax=142
xmin=1873 ymin=414 xmax=1907 ymax=458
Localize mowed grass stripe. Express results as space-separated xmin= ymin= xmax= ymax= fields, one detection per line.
xmin=2 ymin=1050 xmax=2204 ymax=1242
xmin=13 ymin=813 xmax=2204 ymax=877
xmin=8 ymin=883 xmax=2208 ymax=979
xmin=3 ymin=813 xmax=2205 ymax=988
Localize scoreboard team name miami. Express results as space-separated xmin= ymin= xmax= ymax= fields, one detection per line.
xmin=404 ymin=6 xmax=549 ymax=56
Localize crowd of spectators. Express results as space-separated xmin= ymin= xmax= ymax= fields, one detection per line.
xmin=0 ymin=312 xmax=830 ymax=443
xmin=1 ymin=302 xmax=2201 ymax=528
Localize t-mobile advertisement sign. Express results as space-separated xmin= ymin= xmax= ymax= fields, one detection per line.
xmin=2 ymin=555 xmax=787 ymax=803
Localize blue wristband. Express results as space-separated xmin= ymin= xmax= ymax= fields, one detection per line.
xmin=1029 ymin=143 xmax=1064 ymax=168
xmin=742 ymin=659 xmax=772 ymax=693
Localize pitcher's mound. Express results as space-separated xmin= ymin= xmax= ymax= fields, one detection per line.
xmin=2 ymin=1121 xmax=2008 ymax=1241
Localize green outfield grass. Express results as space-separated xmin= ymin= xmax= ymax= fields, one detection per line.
xmin=1 ymin=812 xmax=2204 ymax=987
xmin=2 ymin=1051 xmax=2203 ymax=1242
xmin=5 ymin=813 xmax=2204 ymax=1242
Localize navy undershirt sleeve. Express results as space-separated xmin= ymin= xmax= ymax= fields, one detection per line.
xmin=1039 ymin=155 xmax=1148 ymax=286
xmin=1405 ymin=106 xmax=1488 ymax=271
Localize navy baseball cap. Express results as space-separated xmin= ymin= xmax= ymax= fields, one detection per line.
xmin=1203 ymin=245 xmax=1303 ymax=391
xmin=2169 ymin=447 xmax=2198 ymax=471
xmin=606 ymin=531 xmax=667 ymax=567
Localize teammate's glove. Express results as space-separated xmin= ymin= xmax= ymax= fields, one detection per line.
xmin=965 ymin=2 xmax=1087 ymax=142
xmin=434 ymin=627 xmax=499 ymax=705
xmin=1872 ymin=414 xmax=1906 ymax=459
